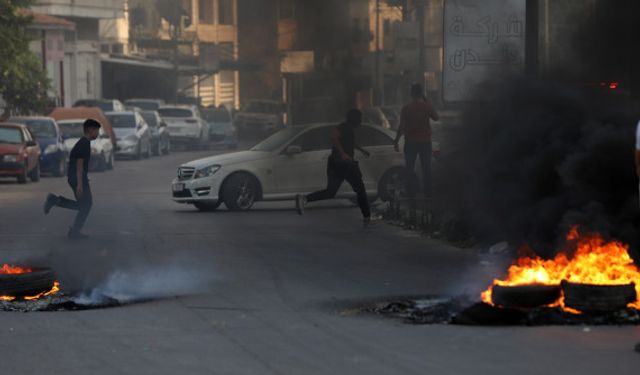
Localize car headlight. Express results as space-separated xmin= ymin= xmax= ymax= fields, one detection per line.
xmin=4 ymin=154 xmax=17 ymax=162
xmin=194 ymin=165 xmax=221 ymax=179
xmin=44 ymin=144 xmax=58 ymax=155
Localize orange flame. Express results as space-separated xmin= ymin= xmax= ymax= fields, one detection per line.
xmin=0 ymin=264 xmax=33 ymax=274
xmin=481 ymin=227 xmax=640 ymax=311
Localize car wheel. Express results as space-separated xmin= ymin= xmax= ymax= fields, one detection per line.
xmin=135 ymin=143 xmax=142 ymax=160
xmin=153 ymin=141 xmax=161 ymax=156
xmin=107 ymin=151 xmax=114 ymax=170
xmin=162 ymin=139 xmax=170 ymax=155
xmin=54 ymin=157 xmax=66 ymax=177
xmin=29 ymin=163 xmax=40 ymax=182
xmin=378 ymin=167 xmax=407 ymax=202
xmin=144 ymin=141 xmax=151 ymax=158
xmin=194 ymin=201 xmax=222 ymax=212
xmin=17 ymin=163 xmax=28 ymax=184
xmin=223 ymin=173 xmax=259 ymax=211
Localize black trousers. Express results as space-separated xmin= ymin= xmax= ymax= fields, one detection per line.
xmin=404 ymin=142 xmax=432 ymax=198
xmin=56 ymin=180 xmax=93 ymax=231
xmin=307 ymin=160 xmax=371 ymax=218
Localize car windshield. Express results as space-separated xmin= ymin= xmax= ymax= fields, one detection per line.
xmin=141 ymin=112 xmax=158 ymax=127
xmin=58 ymin=122 xmax=85 ymax=138
xmin=245 ymin=102 xmax=278 ymax=114
xmin=202 ymin=109 xmax=231 ymax=122
xmin=126 ymin=101 xmax=160 ymax=111
xmin=107 ymin=114 xmax=136 ymax=128
xmin=158 ymin=108 xmax=193 ymax=118
xmin=0 ymin=127 xmax=23 ymax=144
xmin=23 ymin=120 xmax=56 ymax=138
xmin=250 ymin=127 xmax=305 ymax=152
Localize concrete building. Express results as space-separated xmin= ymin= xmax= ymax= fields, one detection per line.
xmin=30 ymin=0 xmax=125 ymax=106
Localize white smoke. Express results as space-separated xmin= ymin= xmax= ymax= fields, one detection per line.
xmin=72 ymin=264 xmax=215 ymax=305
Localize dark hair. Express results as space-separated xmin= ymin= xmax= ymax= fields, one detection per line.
xmin=411 ymin=82 xmax=423 ymax=99
xmin=83 ymin=119 xmax=101 ymax=132
xmin=346 ymin=108 xmax=362 ymax=125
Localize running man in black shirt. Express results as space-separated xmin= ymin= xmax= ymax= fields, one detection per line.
xmin=43 ymin=119 xmax=101 ymax=239
xmin=295 ymin=109 xmax=372 ymax=226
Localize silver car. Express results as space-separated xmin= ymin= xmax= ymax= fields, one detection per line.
xmin=105 ymin=111 xmax=152 ymax=159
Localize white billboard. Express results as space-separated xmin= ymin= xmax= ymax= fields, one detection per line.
xmin=443 ymin=0 xmax=526 ymax=102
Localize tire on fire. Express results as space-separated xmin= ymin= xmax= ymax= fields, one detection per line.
xmin=561 ymin=281 xmax=637 ymax=312
xmin=0 ymin=268 xmax=56 ymax=297
xmin=491 ymin=284 xmax=561 ymax=309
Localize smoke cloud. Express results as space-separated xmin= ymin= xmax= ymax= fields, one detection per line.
xmin=437 ymin=75 xmax=640 ymax=258
xmin=72 ymin=262 xmax=216 ymax=305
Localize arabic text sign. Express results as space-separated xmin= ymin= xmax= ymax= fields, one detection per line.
xmin=443 ymin=0 xmax=526 ymax=101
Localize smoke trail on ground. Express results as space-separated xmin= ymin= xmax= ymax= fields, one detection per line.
xmin=72 ymin=263 xmax=216 ymax=304
xmin=437 ymin=75 xmax=640 ymax=258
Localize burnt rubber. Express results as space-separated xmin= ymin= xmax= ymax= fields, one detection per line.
xmin=491 ymin=284 xmax=561 ymax=309
xmin=561 ymin=281 xmax=637 ymax=312
xmin=0 ymin=268 xmax=56 ymax=297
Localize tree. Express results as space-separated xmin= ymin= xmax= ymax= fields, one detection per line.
xmin=0 ymin=0 xmax=52 ymax=119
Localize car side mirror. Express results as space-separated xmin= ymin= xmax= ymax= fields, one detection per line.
xmin=26 ymin=140 xmax=38 ymax=147
xmin=284 ymin=145 xmax=302 ymax=155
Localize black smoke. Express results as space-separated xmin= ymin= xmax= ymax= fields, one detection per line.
xmin=438 ymin=75 xmax=640 ymax=258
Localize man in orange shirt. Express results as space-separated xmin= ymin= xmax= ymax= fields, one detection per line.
xmin=393 ymin=83 xmax=439 ymax=198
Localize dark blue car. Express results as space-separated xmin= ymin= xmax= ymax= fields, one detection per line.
xmin=9 ymin=117 xmax=68 ymax=177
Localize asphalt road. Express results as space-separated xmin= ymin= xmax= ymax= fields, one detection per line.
xmin=0 ymin=146 xmax=638 ymax=375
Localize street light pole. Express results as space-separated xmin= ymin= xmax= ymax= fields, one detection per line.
xmin=375 ymin=0 xmax=381 ymax=106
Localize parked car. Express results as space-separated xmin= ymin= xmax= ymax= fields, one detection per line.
xmin=9 ymin=116 xmax=68 ymax=177
xmin=201 ymin=106 xmax=238 ymax=149
xmin=0 ymin=123 xmax=41 ymax=183
xmin=124 ymin=98 xmax=166 ymax=111
xmin=171 ymin=123 xmax=407 ymax=211
xmin=105 ymin=111 xmax=152 ymax=159
xmin=158 ymin=105 xmax=209 ymax=150
xmin=140 ymin=110 xmax=171 ymax=155
xmin=234 ymin=100 xmax=284 ymax=137
xmin=50 ymin=107 xmax=116 ymax=171
xmin=73 ymin=99 xmax=125 ymax=112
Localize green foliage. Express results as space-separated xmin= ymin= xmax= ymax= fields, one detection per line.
xmin=0 ymin=0 xmax=53 ymax=118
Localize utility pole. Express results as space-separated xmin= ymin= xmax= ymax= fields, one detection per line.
xmin=374 ymin=0 xmax=381 ymax=105
xmin=172 ymin=22 xmax=179 ymax=103
xmin=416 ymin=0 xmax=425 ymax=84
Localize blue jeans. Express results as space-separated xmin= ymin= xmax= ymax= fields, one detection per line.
xmin=404 ymin=142 xmax=432 ymax=198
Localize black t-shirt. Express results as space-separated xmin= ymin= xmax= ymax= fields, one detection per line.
xmin=68 ymin=137 xmax=91 ymax=183
xmin=329 ymin=123 xmax=356 ymax=161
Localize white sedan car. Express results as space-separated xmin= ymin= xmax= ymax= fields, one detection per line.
xmin=58 ymin=119 xmax=115 ymax=171
xmin=171 ymin=123 xmax=407 ymax=211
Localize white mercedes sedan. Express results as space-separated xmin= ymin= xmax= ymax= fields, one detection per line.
xmin=171 ymin=123 xmax=407 ymax=211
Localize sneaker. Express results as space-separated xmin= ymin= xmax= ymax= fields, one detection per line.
xmin=43 ymin=194 xmax=59 ymax=215
xmin=295 ymin=194 xmax=307 ymax=216
xmin=67 ymin=228 xmax=89 ymax=240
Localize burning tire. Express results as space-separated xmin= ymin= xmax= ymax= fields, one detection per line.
xmin=0 ymin=267 xmax=56 ymax=298
xmin=491 ymin=284 xmax=561 ymax=309
xmin=561 ymin=281 xmax=637 ymax=312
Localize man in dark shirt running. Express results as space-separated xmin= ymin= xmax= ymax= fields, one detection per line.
xmin=394 ymin=83 xmax=439 ymax=198
xmin=43 ymin=119 xmax=101 ymax=239
xmin=295 ymin=109 xmax=372 ymax=226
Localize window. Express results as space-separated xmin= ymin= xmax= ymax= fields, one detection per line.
xmin=290 ymin=126 xmax=333 ymax=153
xmin=199 ymin=0 xmax=214 ymax=24
xmin=356 ymin=126 xmax=393 ymax=147
xmin=106 ymin=114 xmax=137 ymax=129
xmin=218 ymin=0 xmax=234 ymax=25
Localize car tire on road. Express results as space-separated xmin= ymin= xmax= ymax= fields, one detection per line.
xmin=223 ymin=173 xmax=259 ymax=211
xmin=107 ymin=152 xmax=114 ymax=170
xmin=53 ymin=157 xmax=67 ymax=177
xmin=135 ymin=144 xmax=142 ymax=160
xmin=29 ymin=163 xmax=40 ymax=182
xmin=194 ymin=201 xmax=222 ymax=212
xmin=17 ymin=164 xmax=28 ymax=184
